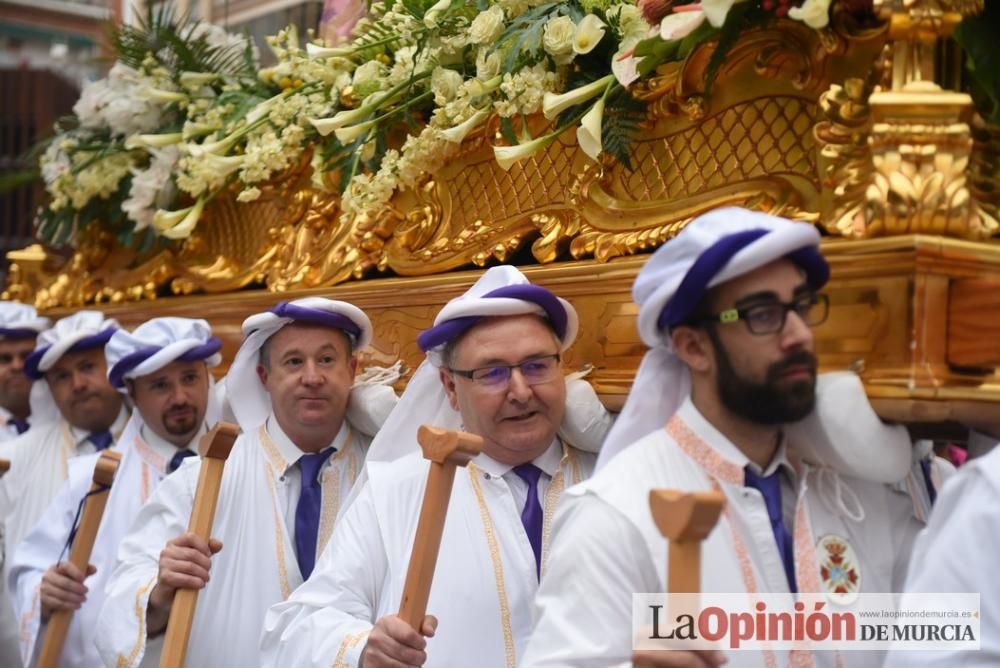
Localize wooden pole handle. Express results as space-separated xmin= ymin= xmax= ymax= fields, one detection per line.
xmin=649 ymin=489 xmax=725 ymax=594
xmin=36 ymin=450 xmax=122 ymax=668
xmin=158 ymin=422 xmax=239 ymax=668
xmin=397 ymin=426 xmax=482 ymax=630
xmin=0 ymin=458 xmax=9 ymax=477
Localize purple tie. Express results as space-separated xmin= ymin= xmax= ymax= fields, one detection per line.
xmin=294 ymin=448 xmax=335 ymax=579
xmin=919 ymin=458 xmax=937 ymax=505
xmin=87 ymin=431 xmax=113 ymax=451
xmin=512 ymin=463 xmax=544 ymax=579
xmin=744 ymin=466 xmax=797 ymax=593
xmin=168 ymin=449 xmax=197 ymax=473
xmin=9 ymin=418 xmax=28 ymax=434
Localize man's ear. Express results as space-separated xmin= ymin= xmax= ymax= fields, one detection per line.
xmin=256 ymin=363 xmax=269 ymax=387
xmin=671 ymin=325 xmax=714 ymax=374
xmin=124 ymin=379 xmax=137 ymax=403
xmin=439 ymin=368 xmax=460 ymax=411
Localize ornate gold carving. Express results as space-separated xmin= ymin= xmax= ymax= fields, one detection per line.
xmin=817 ymin=0 xmax=998 ymax=240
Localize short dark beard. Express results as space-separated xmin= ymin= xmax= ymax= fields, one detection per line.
xmin=707 ymin=327 xmax=817 ymax=425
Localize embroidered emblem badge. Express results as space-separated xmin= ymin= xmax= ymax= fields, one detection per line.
xmin=817 ymin=534 xmax=861 ymax=605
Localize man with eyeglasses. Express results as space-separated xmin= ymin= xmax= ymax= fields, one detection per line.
xmin=522 ymin=208 xmax=935 ymax=668
xmin=261 ymin=265 xmax=613 ymax=667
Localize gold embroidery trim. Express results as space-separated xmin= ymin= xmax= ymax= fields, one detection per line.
xmin=262 ymin=462 xmax=293 ymax=600
xmin=116 ymin=574 xmax=156 ymax=668
xmin=333 ymin=629 xmax=370 ymax=668
xmin=18 ymin=584 xmax=40 ymax=657
xmin=317 ymin=430 xmax=354 ymax=556
xmin=467 ymin=464 xmax=517 ymax=668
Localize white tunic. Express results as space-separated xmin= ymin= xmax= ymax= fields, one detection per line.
xmin=0 ymin=410 xmax=127 ymax=668
xmin=883 ymin=439 xmax=1000 ymax=667
xmin=260 ymin=439 xmax=595 ymax=668
xmin=521 ymin=399 xmax=924 ymax=668
xmin=0 ymin=406 xmax=28 ymax=443
xmin=95 ymin=418 xmax=369 ymax=668
xmin=8 ymin=425 xmax=203 ymax=668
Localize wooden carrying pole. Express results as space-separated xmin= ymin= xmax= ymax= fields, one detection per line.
xmin=632 ymin=489 xmax=725 ymax=667
xmin=159 ymin=422 xmax=239 ymax=668
xmin=36 ymin=449 xmax=122 ymax=668
xmin=398 ymin=426 xmax=482 ymax=629
xmin=0 ymin=458 xmax=9 ymax=477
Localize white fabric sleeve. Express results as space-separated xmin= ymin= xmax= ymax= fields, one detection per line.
xmin=7 ymin=459 xmax=93 ymax=664
xmin=521 ymin=491 xmax=661 ymax=668
xmin=94 ymin=460 xmax=199 ymax=668
xmin=260 ymin=482 xmax=387 ymax=667
xmin=883 ymin=463 xmax=1000 ymax=667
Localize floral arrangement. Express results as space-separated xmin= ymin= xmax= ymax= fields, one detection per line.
xmin=31 ymin=0 xmax=987 ymax=246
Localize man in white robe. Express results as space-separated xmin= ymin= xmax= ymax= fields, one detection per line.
xmin=8 ymin=317 xmax=223 ymax=668
xmin=0 ymin=311 xmax=126 ymax=668
xmin=0 ymin=303 xmax=49 ymax=442
xmin=0 ymin=302 xmax=49 ymax=668
xmin=260 ymin=265 xmax=614 ymax=668
xmin=882 ymin=427 xmax=1000 ymax=667
xmin=521 ymin=208 xmax=936 ymax=668
xmin=96 ymin=298 xmax=395 ymax=668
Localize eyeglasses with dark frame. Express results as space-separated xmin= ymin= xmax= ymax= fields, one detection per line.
xmin=693 ymin=293 xmax=829 ymax=336
xmin=447 ymin=354 xmax=562 ymax=391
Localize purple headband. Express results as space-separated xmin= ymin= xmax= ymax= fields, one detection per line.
xmin=266 ymin=302 xmax=362 ymax=342
xmin=108 ymin=337 xmax=222 ymax=388
xmin=24 ymin=327 xmax=118 ymax=380
xmin=657 ymin=228 xmax=830 ymax=330
xmin=416 ymin=284 xmax=568 ymax=352
xmin=0 ymin=327 xmax=41 ymax=340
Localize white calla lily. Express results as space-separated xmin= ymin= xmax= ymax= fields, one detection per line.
xmin=573 ymin=14 xmax=607 ymax=55
xmin=494 ymin=133 xmax=557 ymax=171
xmin=140 ymin=87 xmax=188 ymax=104
xmin=124 ymin=133 xmax=183 ymax=150
xmin=245 ymin=91 xmax=290 ymax=125
xmin=201 ymin=153 xmax=246 ymax=178
xmin=187 ymin=133 xmax=241 ymax=158
xmin=179 ymin=71 xmax=220 ymax=88
xmin=576 ymin=98 xmax=605 ymax=162
xmin=423 ymin=0 xmax=452 ymax=28
xmin=788 ymin=0 xmax=833 ymax=29
xmin=442 ymin=109 xmax=490 ymax=144
xmin=542 ymin=74 xmax=615 ymax=120
xmin=306 ymin=42 xmax=354 ymax=59
xmin=182 ymin=122 xmax=220 ymax=140
xmin=153 ymin=197 xmax=206 ymax=239
xmin=334 ymin=120 xmax=376 ymax=143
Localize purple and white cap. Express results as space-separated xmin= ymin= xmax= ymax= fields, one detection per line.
xmin=0 ymin=302 xmax=49 ymax=340
xmin=25 ymin=311 xmax=119 ymax=380
xmin=225 ymin=297 xmax=374 ymax=432
xmin=598 ymin=207 xmax=829 ymax=469
xmin=106 ymin=317 xmax=222 ymax=388
xmin=417 ymin=265 xmax=579 ymax=367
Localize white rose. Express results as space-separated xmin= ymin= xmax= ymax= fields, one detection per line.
xmin=573 ymin=14 xmax=607 ymax=55
xmin=476 ymin=48 xmax=503 ymax=80
xmin=543 ymin=16 xmax=577 ymax=65
xmin=432 ymin=67 xmax=464 ymax=105
xmin=469 ymin=6 xmax=505 ymax=45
